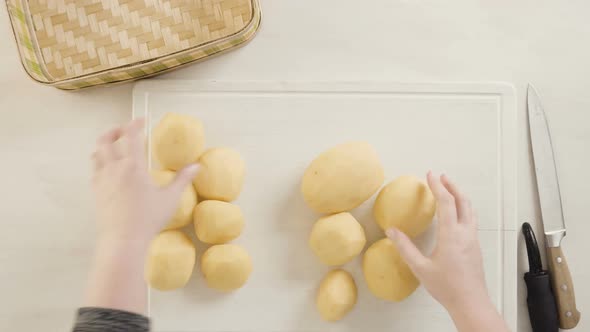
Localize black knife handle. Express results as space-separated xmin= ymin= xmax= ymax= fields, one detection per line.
xmin=525 ymin=271 xmax=559 ymax=332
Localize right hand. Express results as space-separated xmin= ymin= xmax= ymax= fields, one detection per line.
xmin=386 ymin=172 xmax=489 ymax=312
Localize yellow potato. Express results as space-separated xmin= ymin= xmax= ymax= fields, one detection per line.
xmin=362 ymin=238 xmax=419 ymax=301
xmin=373 ymin=175 xmax=436 ymax=237
xmin=316 ymin=269 xmax=357 ymax=322
xmin=150 ymin=170 xmax=197 ymax=230
xmin=193 ymin=200 xmax=244 ymax=244
xmin=201 ymin=244 xmax=252 ymax=292
xmin=193 ymin=148 xmax=245 ymax=202
xmin=309 ymin=212 xmax=366 ymax=266
xmin=301 ymin=142 xmax=384 ymax=214
xmin=152 ymin=113 xmax=205 ymax=171
xmin=145 ymin=231 xmax=196 ymax=291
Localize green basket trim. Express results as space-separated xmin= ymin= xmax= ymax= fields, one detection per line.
xmin=19 ymin=35 xmax=33 ymax=51
xmin=12 ymin=6 xmax=26 ymax=23
xmin=203 ymin=46 xmax=222 ymax=56
xmin=100 ymin=74 xmax=116 ymax=81
xmin=176 ymin=55 xmax=195 ymax=64
xmin=71 ymin=81 xmax=93 ymax=89
xmin=149 ymin=63 xmax=168 ymax=73
xmin=127 ymin=68 xmax=148 ymax=78
xmin=24 ymin=59 xmax=42 ymax=75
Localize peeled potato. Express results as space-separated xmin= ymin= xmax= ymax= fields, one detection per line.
xmin=316 ymin=269 xmax=357 ymax=322
xmin=150 ymin=170 xmax=197 ymax=230
xmin=301 ymin=142 xmax=384 ymax=214
xmin=362 ymin=238 xmax=419 ymax=301
xmin=145 ymin=231 xmax=196 ymax=291
xmin=194 ymin=200 xmax=244 ymax=244
xmin=193 ymin=148 xmax=245 ymax=202
xmin=201 ymin=244 xmax=252 ymax=292
xmin=373 ymin=175 xmax=436 ymax=237
xmin=152 ymin=113 xmax=205 ymax=171
xmin=309 ymin=212 xmax=366 ymax=266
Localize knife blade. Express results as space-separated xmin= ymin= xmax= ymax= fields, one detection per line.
xmin=527 ymin=84 xmax=581 ymax=329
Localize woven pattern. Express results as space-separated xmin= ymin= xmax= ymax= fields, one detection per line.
xmin=7 ymin=1 xmax=46 ymax=81
xmin=26 ymin=0 xmax=252 ymax=79
xmin=6 ymin=0 xmax=260 ymax=89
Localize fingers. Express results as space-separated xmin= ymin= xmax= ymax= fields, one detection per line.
xmin=93 ymin=119 xmax=146 ymax=172
xmin=91 ymin=151 xmax=102 ymax=172
xmin=386 ymin=228 xmax=429 ymax=276
xmin=163 ymin=164 xmax=200 ymax=198
xmin=440 ymin=174 xmax=472 ymax=223
xmin=471 ymin=209 xmax=479 ymax=230
xmin=124 ymin=118 xmax=146 ymax=159
xmin=427 ymin=171 xmax=458 ymax=225
xmin=93 ymin=126 xmax=124 ymax=170
xmin=97 ymin=127 xmax=124 ymax=146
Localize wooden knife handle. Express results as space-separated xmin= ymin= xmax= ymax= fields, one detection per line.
xmin=546 ymin=246 xmax=581 ymax=329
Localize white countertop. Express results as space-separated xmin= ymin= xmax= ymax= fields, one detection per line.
xmin=0 ymin=1 xmax=588 ymax=331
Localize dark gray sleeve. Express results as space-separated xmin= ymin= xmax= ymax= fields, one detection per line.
xmin=72 ymin=307 xmax=150 ymax=332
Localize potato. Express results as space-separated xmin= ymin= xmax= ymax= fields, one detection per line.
xmin=201 ymin=244 xmax=252 ymax=292
xmin=301 ymin=142 xmax=384 ymax=214
xmin=193 ymin=148 xmax=245 ymax=202
xmin=362 ymin=238 xmax=419 ymax=301
xmin=373 ymin=175 xmax=436 ymax=237
xmin=309 ymin=212 xmax=366 ymax=266
xmin=316 ymin=269 xmax=357 ymax=322
xmin=145 ymin=231 xmax=196 ymax=291
xmin=152 ymin=113 xmax=205 ymax=171
xmin=193 ymin=200 xmax=244 ymax=244
xmin=150 ymin=170 xmax=197 ymax=230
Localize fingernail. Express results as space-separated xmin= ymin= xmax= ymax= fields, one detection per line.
xmin=185 ymin=164 xmax=200 ymax=174
xmin=386 ymin=228 xmax=398 ymax=241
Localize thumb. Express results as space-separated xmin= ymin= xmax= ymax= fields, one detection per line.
xmin=386 ymin=227 xmax=429 ymax=276
xmin=165 ymin=164 xmax=200 ymax=197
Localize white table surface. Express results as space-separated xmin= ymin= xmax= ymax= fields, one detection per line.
xmin=0 ymin=1 xmax=588 ymax=331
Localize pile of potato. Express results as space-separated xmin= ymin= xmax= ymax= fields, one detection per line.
xmin=142 ymin=114 xmax=437 ymax=318
xmin=301 ymin=142 xmax=436 ymax=321
xmin=144 ymin=113 xmax=252 ymax=293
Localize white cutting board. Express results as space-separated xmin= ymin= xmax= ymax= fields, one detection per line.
xmin=132 ymin=81 xmax=517 ymax=332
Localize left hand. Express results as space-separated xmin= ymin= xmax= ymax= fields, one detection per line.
xmin=91 ymin=119 xmax=199 ymax=246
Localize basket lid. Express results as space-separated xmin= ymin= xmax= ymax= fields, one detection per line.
xmin=17 ymin=0 xmax=255 ymax=81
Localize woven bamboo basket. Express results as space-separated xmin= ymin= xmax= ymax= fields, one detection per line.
xmin=6 ymin=0 xmax=261 ymax=90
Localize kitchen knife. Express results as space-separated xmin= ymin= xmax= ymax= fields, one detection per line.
xmin=527 ymin=84 xmax=581 ymax=329
xmin=522 ymin=222 xmax=559 ymax=332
